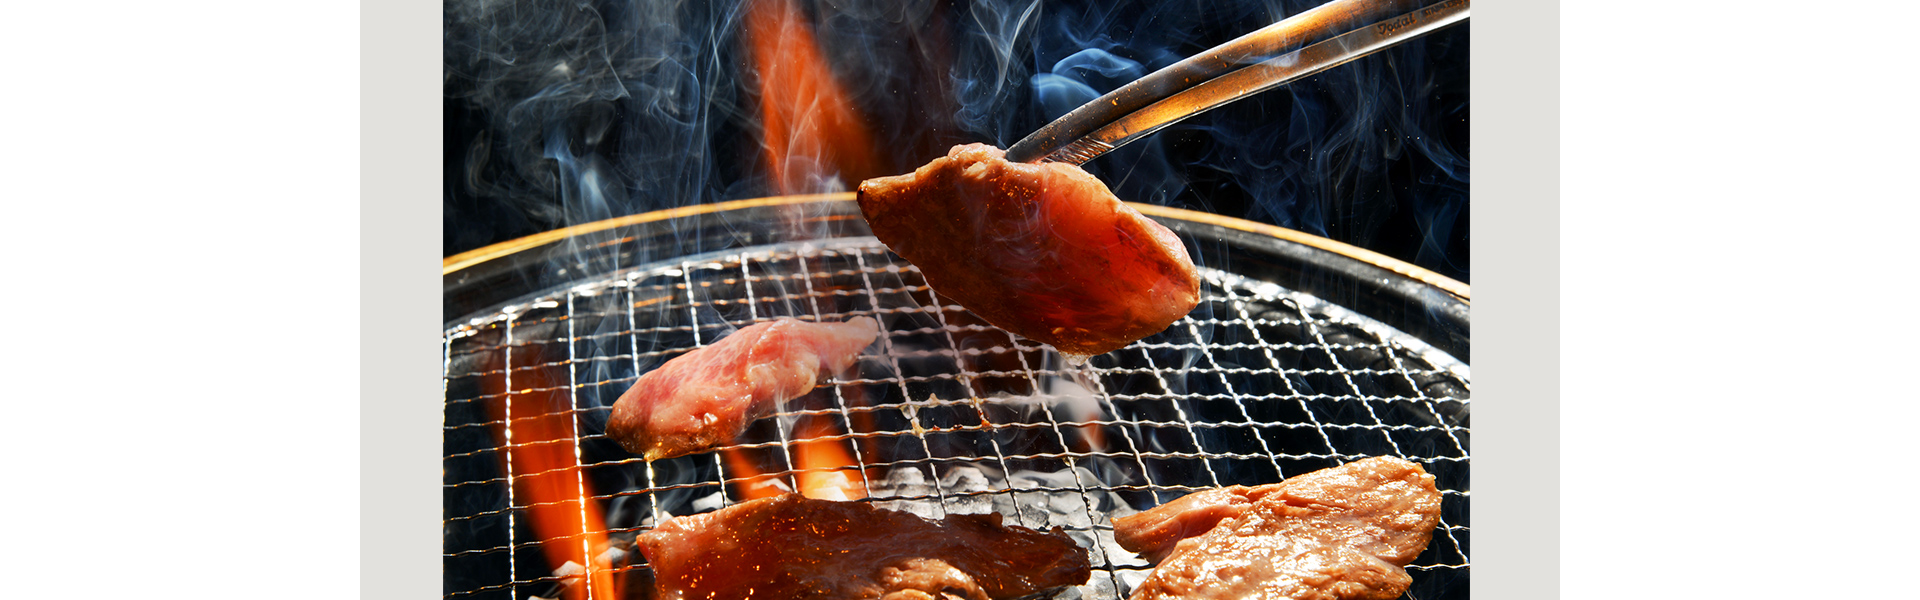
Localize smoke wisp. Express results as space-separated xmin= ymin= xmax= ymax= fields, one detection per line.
xmin=445 ymin=0 xmax=1469 ymax=281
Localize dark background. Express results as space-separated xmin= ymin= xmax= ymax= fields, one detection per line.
xmin=443 ymin=0 xmax=1469 ymax=283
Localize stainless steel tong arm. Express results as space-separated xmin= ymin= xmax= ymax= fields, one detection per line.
xmin=1004 ymin=0 xmax=1469 ymax=165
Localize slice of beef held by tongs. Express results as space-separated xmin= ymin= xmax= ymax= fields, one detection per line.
xmin=856 ymin=143 xmax=1200 ymax=359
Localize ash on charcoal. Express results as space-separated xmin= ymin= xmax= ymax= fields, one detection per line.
xmin=941 ymin=465 xmax=997 ymax=514
xmin=689 ymin=490 xmax=729 ymax=513
xmin=874 ymin=466 xmax=941 ymax=519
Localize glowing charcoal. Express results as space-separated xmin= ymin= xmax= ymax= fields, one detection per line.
xmin=1113 ymin=456 xmax=1443 ymax=600
xmin=636 ymin=494 xmax=1091 ymax=600
xmin=857 ymin=143 xmax=1200 ymax=357
xmin=605 ymin=317 xmax=879 ymax=461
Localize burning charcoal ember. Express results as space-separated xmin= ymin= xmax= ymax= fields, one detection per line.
xmin=604 ymin=317 xmax=880 ymax=460
xmin=1113 ymin=456 xmax=1442 ymax=600
xmin=856 ymin=143 xmax=1201 ymax=358
xmin=636 ymin=494 xmax=1092 ymax=600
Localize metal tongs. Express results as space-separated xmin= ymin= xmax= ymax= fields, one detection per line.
xmin=1004 ymin=0 xmax=1469 ymax=166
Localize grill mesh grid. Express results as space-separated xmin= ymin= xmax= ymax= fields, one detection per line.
xmin=444 ymin=238 xmax=1470 ymax=600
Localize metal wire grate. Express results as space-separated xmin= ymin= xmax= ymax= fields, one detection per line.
xmin=443 ymin=237 xmax=1470 ymax=600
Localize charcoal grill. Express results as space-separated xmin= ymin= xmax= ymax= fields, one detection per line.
xmin=442 ymin=194 xmax=1470 ymax=600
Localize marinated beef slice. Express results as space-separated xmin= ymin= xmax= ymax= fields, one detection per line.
xmin=1114 ymin=456 xmax=1443 ymax=600
xmin=856 ymin=143 xmax=1200 ymax=357
xmin=636 ymin=494 xmax=1092 ymax=600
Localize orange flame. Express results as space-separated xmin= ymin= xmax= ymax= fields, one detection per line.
xmin=792 ymin=418 xmax=868 ymax=500
xmin=720 ymin=416 xmax=868 ymax=502
xmin=837 ymin=383 xmax=884 ymax=483
xmin=488 ymin=349 xmax=619 ymax=600
xmin=722 ymin=447 xmax=791 ymax=501
xmin=745 ymin=0 xmax=882 ymax=195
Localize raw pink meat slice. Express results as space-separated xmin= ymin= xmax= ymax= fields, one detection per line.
xmin=605 ymin=317 xmax=879 ymax=460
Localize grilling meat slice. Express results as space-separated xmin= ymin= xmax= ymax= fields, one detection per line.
xmin=1113 ymin=456 xmax=1443 ymax=600
xmin=856 ymin=143 xmax=1200 ymax=357
xmin=605 ymin=317 xmax=879 ymax=461
xmin=1110 ymin=485 xmax=1272 ymax=564
xmin=636 ymin=494 xmax=1093 ymax=600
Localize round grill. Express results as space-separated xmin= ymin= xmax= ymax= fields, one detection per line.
xmin=442 ymin=195 xmax=1469 ymax=600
